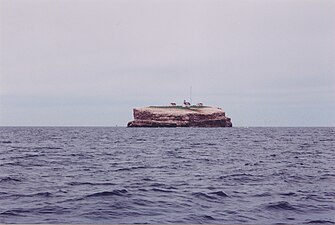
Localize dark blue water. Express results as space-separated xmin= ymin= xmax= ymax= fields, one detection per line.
xmin=0 ymin=127 xmax=334 ymax=224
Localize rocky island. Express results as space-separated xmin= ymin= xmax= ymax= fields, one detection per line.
xmin=127 ymin=105 xmax=232 ymax=127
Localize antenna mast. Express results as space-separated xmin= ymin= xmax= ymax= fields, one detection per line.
xmin=190 ymin=86 xmax=192 ymax=105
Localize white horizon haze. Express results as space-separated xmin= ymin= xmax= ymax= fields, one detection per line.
xmin=0 ymin=0 xmax=334 ymax=127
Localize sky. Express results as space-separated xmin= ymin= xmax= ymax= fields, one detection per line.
xmin=0 ymin=0 xmax=334 ymax=127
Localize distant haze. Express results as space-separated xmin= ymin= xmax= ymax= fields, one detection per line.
xmin=1 ymin=0 xmax=334 ymax=126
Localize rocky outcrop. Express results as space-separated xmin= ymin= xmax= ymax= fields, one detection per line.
xmin=127 ymin=106 xmax=232 ymax=127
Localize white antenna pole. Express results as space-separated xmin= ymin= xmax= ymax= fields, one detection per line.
xmin=190 ymin=86 xmax=192 ymax=105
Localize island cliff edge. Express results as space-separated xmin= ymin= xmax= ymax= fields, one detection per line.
xmin=127 ymin=106 xmax=232 ymax=127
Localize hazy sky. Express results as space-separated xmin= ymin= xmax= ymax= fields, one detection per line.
xmin=1 ymin=0 xmax=334 ymax=126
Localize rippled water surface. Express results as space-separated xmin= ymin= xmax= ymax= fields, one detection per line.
xmin=0 ymin=127 xmax=334 ymax=224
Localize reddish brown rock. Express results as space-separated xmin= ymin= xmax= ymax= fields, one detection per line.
xmin=127 ymin=106 xmax=232 ymax=127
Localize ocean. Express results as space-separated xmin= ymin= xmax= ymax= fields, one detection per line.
xmin=0 ymin=127 xmax=334 ymax=224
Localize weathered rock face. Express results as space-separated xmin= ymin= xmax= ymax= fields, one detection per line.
xmin=127 ymin=106 xmax=232 ymax=127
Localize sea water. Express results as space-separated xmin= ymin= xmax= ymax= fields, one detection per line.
xmin=0 ymin=127 xmax=334 ymax=224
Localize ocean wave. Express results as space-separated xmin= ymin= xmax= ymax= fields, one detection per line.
xmin=305 ymin=220 xmax=334 ymax=224
xmin=85 ymin=189 xmax=128 ymax=198
xmin=209 ymin=191 xmax=229 ymax=197
xmin=265 ymin=201 xmax=300 ymax=211
xmin=116 ymin=166 xmax=150 ymax=171
xmin=0 ymin=176 xmax=22 ymax=183
xmin=5 ymin=192 xmax=53 ymax=199
xmin=202 ymin=215 xmax=216 ymax=220
xmin=192 ymin=192 xmax=217 ymax=200
xmin=132 ymin=198 xmax=155 ymax=206
xmin=185 ymin=213 xmax=217 ymax=223
xmin=0 ymin=208 xmax=29 ymax=216
xmin=1 ymin=206 xmax=70 ymax=216
xmin=218 ymin=173 xmax=264 ymax=182
xmin=151 ymin=188 xmax=175 ymax=193
xmin=253 ymin=192 xmax=272 ymax=197
xmin=32 ymin=146 xmax=63 ymax=150
xmin=34 ymin=206 xmax=70 ymax=215
xmin=279 ymin=192 xmax=298 ymax=196
xmin=67 ymin=181 xmax=115 ymax=186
